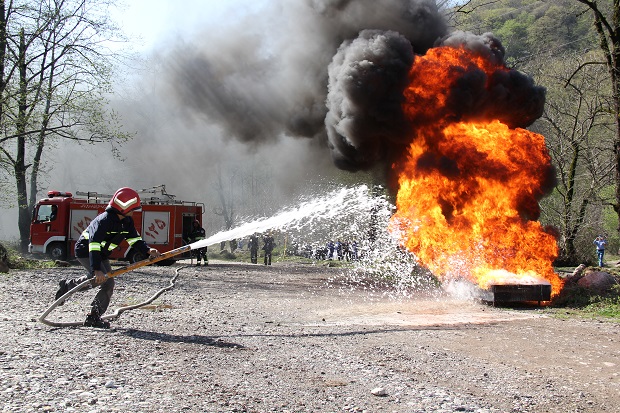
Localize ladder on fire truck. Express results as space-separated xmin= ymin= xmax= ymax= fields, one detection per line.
xmin=74 ymin=184 xmax=200 ymax=207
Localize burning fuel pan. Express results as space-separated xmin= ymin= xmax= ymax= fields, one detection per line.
xmin=478 ymin=284 xmax=552 ymax=306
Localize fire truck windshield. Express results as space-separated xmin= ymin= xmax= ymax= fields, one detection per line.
xmin=34 ymin=204 xmax=57 ymax=222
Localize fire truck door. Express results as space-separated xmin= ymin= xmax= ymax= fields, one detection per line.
xmin=142 ymin=211 xmax=170 ymax=245
xmin=69 ymin=210 xmax=99 ymax=240
xmin=30 ymin=204 xmax=65 ymax=253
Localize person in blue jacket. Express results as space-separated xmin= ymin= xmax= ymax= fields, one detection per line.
xmin=54 ymin=187 xmax=161 ymax=328
xmin=593 ymin=235 xmax=607 ymax=267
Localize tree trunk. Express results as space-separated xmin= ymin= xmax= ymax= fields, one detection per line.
xmin=29 ymin=95 xmax=54 ymax=211
xmin=606 ymin=7 xmax=620 ymax=236
xmin=615 ymin=92 xmax=620 ymax=234
xmin=560 ymin=140 xmax=592 ymax=263
xmin=29 ymin=25 xmax=56 ymax=211
xmin=0 ymin=0 xmax=7 ymax=117
xmin=16 ymin=28 xmax=29 ymax=251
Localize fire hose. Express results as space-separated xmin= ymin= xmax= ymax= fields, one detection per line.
xmin=37 ymin=245 xmax=192 ymax=327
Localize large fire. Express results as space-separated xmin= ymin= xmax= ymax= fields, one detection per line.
xmin=390 ymin=46 xmax=564 ymax=296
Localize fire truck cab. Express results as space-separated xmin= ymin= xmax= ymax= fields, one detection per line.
xmin=29 ymin=186 xmax=204 ymax=262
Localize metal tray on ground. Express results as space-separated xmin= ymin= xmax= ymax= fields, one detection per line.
xmin=477 ymin=284 xmax=552 ymax=306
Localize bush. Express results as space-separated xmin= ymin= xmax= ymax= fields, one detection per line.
xmin=551 ymin=270 xmax=620 ymax=319
xmin=0 ymin=241 xmax=55 ymax=271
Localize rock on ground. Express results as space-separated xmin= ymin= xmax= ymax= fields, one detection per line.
xmin=578 ymin=270 xmax=618 ymax=292
xmin=1 ymin=260 xmax=619 ymax=412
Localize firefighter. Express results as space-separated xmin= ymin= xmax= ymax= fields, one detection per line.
xmin=53 ymin=187 xmax=161 ymax=329
xmin=188 ymin=219 xmax=208 ymax=266
xmin=248 ymin=233 xmax=259 ymax=264
xmin=262 ymin=232 xmax=275 ymax=265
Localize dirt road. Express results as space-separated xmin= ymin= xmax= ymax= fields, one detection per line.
xmin=1 ymin=261 xmax=619 ymax=412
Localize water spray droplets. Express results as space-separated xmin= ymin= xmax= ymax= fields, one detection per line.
xmin=191 ymin=185 xmax=384 ymax=250
xmin=189 ymin=184 xmax=442 ymax=300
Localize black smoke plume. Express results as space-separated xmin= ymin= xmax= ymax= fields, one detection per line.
xmin=165 ymin=1 xmax=545 ymax=179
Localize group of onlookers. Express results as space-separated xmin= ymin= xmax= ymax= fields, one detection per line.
xmin=291 ymin=239 xmax=360 ymax=261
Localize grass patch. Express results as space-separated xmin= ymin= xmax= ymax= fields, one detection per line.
xmin=0 ymin=241 xmax=55 ymax=271
xmin=549 ymin=274 xmax=620 ymax=321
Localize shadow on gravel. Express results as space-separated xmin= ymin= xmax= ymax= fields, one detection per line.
xmin=233 ymin=324 xmax=482 ymax=340
xmin=118 ymin=328 xmax=245 ymax=349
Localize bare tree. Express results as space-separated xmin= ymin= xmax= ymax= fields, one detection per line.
xmin=210 ymin=160 xmax=279 ymax=252
xmin=0 ymin=0 xmax=130 ymax=250
xmin=574 ymin=0 xmax=620 ymax=238
xmin=530 ymin=51 xmax=615 ymax=263
xmin=212 ymin=163 xmax=237 ymax=251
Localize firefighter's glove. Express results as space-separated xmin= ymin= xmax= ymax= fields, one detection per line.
xmin=149 ymin=248 xmax=161 ymax=258
xmin=93 ymin=270 xmax=107 ymax=285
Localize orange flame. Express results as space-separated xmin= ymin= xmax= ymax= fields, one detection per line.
xmin=390 ymin=46 xmax=563 ymax=296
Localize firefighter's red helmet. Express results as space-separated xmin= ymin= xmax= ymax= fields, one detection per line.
xmin=108 ymin=187 xmax=141 ymax=215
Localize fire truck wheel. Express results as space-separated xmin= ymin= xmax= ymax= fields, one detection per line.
xmin=48 ymin=242 xmax=67 ymax=261
xmin=128 ymin=250 xmax=148 ymax=264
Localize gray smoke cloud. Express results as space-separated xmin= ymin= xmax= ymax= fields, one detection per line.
xmin=164 ymin=0 xmax=446 ymax=151
xmin=164 ymin=0 xmax=545 ymax=183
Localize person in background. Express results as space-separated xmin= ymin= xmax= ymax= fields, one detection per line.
xmin=262 ymin=232 xmax=275 ymax=265
xmin=53 ymin=187 xmax=161 ymax=328
xmin=593 ymin=235 xmax=607 ymax=267
xmin=351 ymin=240 xmax=358 ymax=260
xmin=249 ymin=233 xmax=259 ymax=264
xmin=327 ymin=240 xmax=335 ymax=260
xmin=335 ymin=239 xmax=343 ymax=260
xmin=48 ymin=205 xmax=58 ymax=222
xmin=187 ymin=219 xmax=208 ymax=266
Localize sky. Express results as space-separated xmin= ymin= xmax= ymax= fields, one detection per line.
xmin=110 ymin=0 xmax=254 ymax=52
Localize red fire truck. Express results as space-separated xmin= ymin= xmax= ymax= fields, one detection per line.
xmin=29 ymin=185 xmax=204 ymax=262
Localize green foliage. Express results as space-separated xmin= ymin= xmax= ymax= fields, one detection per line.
xmin=603 ymin=204 xmax=619 ymax=252
xmin=494 ymin=12 xmax=534 ymax=59
xmin=454 ymin=0 xmax=596 ymax=62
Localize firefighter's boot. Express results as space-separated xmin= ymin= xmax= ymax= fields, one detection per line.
xmin=84 ymin=312 xmax=110 ymax=329
xmin=54 ymin=280 xmax=69 ymax=306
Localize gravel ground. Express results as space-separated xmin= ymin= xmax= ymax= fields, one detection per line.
xmin=1 ymin=260 xmax=619 ymax=412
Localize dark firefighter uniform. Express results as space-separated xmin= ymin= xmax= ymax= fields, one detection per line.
xmin=60 ymin=207 xmax=151 ymax=327
xmin=53 ymin=186 xmax=160 ymax=329
xmin=187 ymin=220 xmax=208 ymax=266
xmin=75 ymin=208 xmax=150 ymax=275
xmin=249 ymin=234 xmax=259 ymax=264
xmin=262 ymin=233 xmax=275 ymax=265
